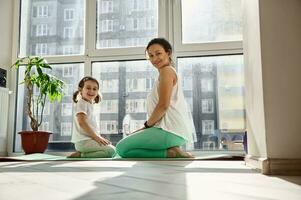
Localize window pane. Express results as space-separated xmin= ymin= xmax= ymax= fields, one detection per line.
xmin=92 ymin=60 xmax=156 ymax=143
xmin=96 ymin=0 xmax=158 ymax=49
xmin=181 ymin=0 xmax=242 ymax=43
xmin=19 ymin=0 xmax=85 ymax=56
xmin=14 ymin=63 xmax=84 ymax=152
xmin=178 ymin=55 xmax=245 ymax=151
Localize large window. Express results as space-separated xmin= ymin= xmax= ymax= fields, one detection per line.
xmin=181 ymin=0 xmax=242 ymax=43
xmin=92 ymin=60 xmax=156 ymax=141
xmin=178 ymin=55 xmax=245 ymax=150
xmin=13 ymin=0 xmax=244 ymax=152
xmin=96 ymin=0 xmax=158 ymax=49
xmin=19 ymin=0 xmax=85 ymax=56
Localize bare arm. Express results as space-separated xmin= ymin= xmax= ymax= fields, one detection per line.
xmin=146 ymin=66 xmax=176 ymax=126
xmin=76 ymin=113 xmax=111 ymax=145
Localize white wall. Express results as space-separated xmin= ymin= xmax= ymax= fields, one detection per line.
xmin=0 ymin=0 xmax=13 ymax=156
xmin=243 ymin=0 xmax=301 ymax=159
xmin=242 ymin=0 xmax=267 ymax=158
xmin=260 ymin=0 xmax=301 ymax=159
xmin=0 ymin=0 xmax=13 ymax=71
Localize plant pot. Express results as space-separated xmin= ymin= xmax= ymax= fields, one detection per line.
xmin=18 ymin=131 xmax=52 ymax=154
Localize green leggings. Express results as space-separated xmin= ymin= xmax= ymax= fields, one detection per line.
xmin=116 ymin=127 xmax=186 ymax=158
xmin=75 ymin=139 xmax=116 ymax=158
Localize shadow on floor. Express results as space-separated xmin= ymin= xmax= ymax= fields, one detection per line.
xmin=275 ymin=176 xmax=301 ymax=186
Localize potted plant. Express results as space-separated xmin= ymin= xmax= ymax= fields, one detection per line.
xmin=11 ymin=56 xmax=64 ymax=154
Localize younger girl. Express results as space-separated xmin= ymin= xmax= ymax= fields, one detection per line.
xmin=68 ymin=76 xmax=116 ymax=158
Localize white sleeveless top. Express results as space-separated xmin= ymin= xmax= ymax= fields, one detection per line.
xmin=146 ymin=67 xmax=197 ymax=146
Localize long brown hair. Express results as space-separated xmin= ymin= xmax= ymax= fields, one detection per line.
xmin=72 ymin=76 xmax=101 ymax=103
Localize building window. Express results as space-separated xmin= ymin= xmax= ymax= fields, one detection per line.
xmin=64 ymin=9 xmax=75 ymax=21
xmin=61 ymin=103 xmax=72 ymax=116
xmin=63 ymin=84 xmax=73 ymax=96
xmin=63 ymin=46 xmax=74 ymax=55
xmin=202 ymin=141 xmax=215 ymax=150
xmin=125 ymin=38 xmax=140 ymax=47
xmin=133 ymin=0 xmax=138 ymax=11
xmin=100 ymin=100 xmax=118 ymax=113
xmin=127 ymin=78 xmax=146 ymax=92
xmin=202 ymin=99 xmax=214 ymax=113
xmin=133 ymin=18 xmax=138 ymax=30
xmin=34 ymin=101 xmax=50 ymax=116
xmin=146 ymin=78 xmax=155 ymax=91
xmin=100 ymin=121 xmax=118 ymax=134
xmin=201 ymin=79 xmax=214 ymax=92
xmin=100 ymin=20 xmax=113 ymax=32
xmin=133 ymin=79 xmax=138 ymax=90
xmin=107 ymin=101 xmax=112 ymax=111
xmin=187 ymin=98 xmax=193 ymax=111
xmin=35 ymin=43 xmax=48 ymax=55
xmin=183 ymin=76 xmax=192 ymax=90
xmin=61 ymin=122 xmax=72 ymax=136
xmin=100 ymin=79 xmax=118 ymax=93
xmin=98 ymin=39 xmax=119 ymax=48
xmin=146 ymin=17 xmax=155 ymax=29
xmin=101 ymin=0 xmax=113 ymax=13
xmin=63 ymin=27 xmax=74 ymax=39
xmin=201 ymin=64 xmax=213 ymax=72
xmin=33 ymin=5 xmax=49 ymax=18
xmin=126 ymin=99 xmax=146 ymax=113
xmin=36 ymin=24 xmax=48 ymax=36
xmin=40 ymin=122 xmax=50 ymax=132
xmin=132 ymin=120 xmax=145 ymax=130
xmin=79 ymin=26 xmax=84 ymax=38
xmin=63 ymin=66 xmax=73 ymax=77
xmin=202 ymin=120 xmax=215 ymax=135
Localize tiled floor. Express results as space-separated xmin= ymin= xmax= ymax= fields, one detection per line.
xmin=0 ymin=160 xmax=301 ymax=200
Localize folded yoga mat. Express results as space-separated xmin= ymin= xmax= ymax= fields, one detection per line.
xmin=0 ymin=152 xmax=244 ymax=161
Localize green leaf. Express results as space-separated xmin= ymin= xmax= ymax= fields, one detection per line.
xmin=36 ymin=66 xmax=43 ymax=76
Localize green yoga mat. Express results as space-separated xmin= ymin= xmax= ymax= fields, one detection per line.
xmin=0 ymin=152 xmax=244 ymax=161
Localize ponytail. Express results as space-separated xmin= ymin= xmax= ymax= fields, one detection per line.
xmin=72 ymin=90 xmax=80 ymax=103
xmin=94 ymin=94 xmax=101 ymax=103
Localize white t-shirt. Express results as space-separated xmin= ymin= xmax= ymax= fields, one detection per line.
xmin=146 ymin=67 xmax=197 ymax=146
xmin=71 ymin=98 xmax=99 ymax=143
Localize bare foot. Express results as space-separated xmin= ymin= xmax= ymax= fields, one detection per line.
xmin=67 ymin=151 xmax=81 ymax=158
xmin=167 ymin=147 xmax=195 ymax=158
xmin=167 ymin=148 xmax=177 ymax=158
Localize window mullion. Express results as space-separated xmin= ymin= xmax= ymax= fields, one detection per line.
xmin=158 ymin=0 xmax=168 ymax=39
xmin=172 ymin=0 xmax=182 ymax=53
xmin=86 ymin=0 xmax=97 ymax=57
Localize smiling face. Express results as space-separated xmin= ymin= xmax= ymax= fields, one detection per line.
xmin=80 ymin=80 xmax=99 ymax=103
xmin=147 ymin=44 xmax=171 ymax=69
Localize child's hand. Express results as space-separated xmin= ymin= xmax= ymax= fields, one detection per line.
xmin=95 ymin=136 xmax=111 ymax=145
